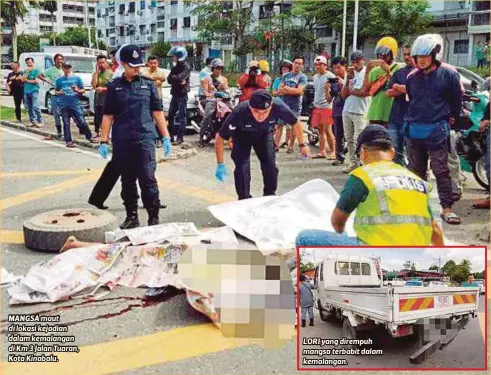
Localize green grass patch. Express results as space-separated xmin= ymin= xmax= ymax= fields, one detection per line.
xmin=464 ymin=66 xmax=490 ymax=78
xmin=0 ymin=105 xmax=27 ymax=121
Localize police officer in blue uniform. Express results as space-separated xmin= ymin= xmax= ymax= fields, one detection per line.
xmin=214 ymin=90 xmax=311 ymax=200
xmin=99 ymin=45 xmax=172 ymax=229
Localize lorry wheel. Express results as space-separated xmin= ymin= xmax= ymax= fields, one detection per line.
xmin=23 ymin=208 xmax=118 ymax=252
xmin=318 ymin=300 xmax=335 ymax=322
xmin=342 ymin=318 xmax=358 ymax=347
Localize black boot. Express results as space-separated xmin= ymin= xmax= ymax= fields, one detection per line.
xmin=301 ymin=319 xmax=306 ymax=328
xmin=309 ymin=318 xmax=314 ymax=326
xmin=147 ymin=207 xmax=159 ymax=226
xmin=120 ymin=207 xmax=139 ymax=229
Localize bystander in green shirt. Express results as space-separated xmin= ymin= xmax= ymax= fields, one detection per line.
xmin=43 ymin=66 xmax=63 ymax=86
xmin=367 ymin=64 xmax=400 ymax=123
xmin=23 ymin=68 xmax=41 ymax=94
xmin=475 ymin=45 xmax=484 ymax=61
xmin=94 ymin=69 xmax=113 ymax=107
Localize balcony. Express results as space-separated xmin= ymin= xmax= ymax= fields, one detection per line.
xmin=468 ymin=10 xmax=490 ymax=34
xmin=429 ymin=9 xmax=469 ymax=26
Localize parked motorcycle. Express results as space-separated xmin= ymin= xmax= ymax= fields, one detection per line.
xmin=455 ymin=89 xmax=489 ymax=190
xmin=196 ymin=90 xmax=238 ymax=146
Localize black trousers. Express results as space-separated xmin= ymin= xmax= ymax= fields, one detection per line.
xmin=94 ymin=105 xmax=104 ymax=135
xmin=89 ymin=159 xmax=120 ymax=206
xmin=13 ymin=92 xmax=23 ymax=121
xmin=333 ymin=115 xmax=345 ymax=162
xmin=231 ymin=137 xmax=278 ymax=200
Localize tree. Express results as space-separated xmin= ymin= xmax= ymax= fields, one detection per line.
xmin=192 ymin=0 xmax=255 ymax=56
xmin=151 ymin=41 xmax=171 ymax=58
xmin=403 ymin=260 xmax=416 ymax=270
xmin=41 ymin=0 xmax=57 ymax=46
xmin=429 ymin=265 xmax=439 ymax=271
xmin=9 ymin=33 xmax=41 ymax=59
xmin=56 ymin=26 xmax=97 ymax=48
xmin=441 ymin=260 xmax=456 ymax=275
xmin=1 ymin=0 xmax=39 ymax=60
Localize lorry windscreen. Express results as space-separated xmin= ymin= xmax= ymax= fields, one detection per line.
xmin=69 ymin=58 xmax=96 ymax=73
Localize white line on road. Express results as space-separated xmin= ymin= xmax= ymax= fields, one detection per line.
xmin=1 ymin=127 xmax=106 ymax=160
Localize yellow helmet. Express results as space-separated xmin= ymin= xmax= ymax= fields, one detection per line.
xmin=258 ymin=59 xmax=270 ymax=73
xmin=375 ymin=37 xmax=398 ymax=59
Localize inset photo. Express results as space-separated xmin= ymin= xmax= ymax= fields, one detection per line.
xmin=296 ymin=246 xmax=486 ymax=370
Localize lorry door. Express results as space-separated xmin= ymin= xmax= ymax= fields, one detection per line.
xmin=316 ymin=262 xmax=326 ymax=304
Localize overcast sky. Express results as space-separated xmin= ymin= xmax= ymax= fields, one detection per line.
xmin=300 ymin=247 xmax=486 ymax=272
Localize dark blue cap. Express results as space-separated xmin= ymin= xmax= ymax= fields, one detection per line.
xmin=119 ymin=44 xmax=145 ymax=67
xmin=249 ymin=90 xmax=273 ymax=110
xmin=356 ymin=125 xmax=393 ymax=154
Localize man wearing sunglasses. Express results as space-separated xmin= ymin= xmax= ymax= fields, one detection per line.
xmin=214 ymin=90 xmax=311 ymax=200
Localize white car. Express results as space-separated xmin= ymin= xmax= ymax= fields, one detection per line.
xmin=426 ymin=280 xmax=448 ymax=287
xmin=1 ymin=66 xmax=12 ymax=95
xmin=475 ymin=280 xmax=485 ymax=295
xmin=383 ymin=278 xmax=405 ymax=287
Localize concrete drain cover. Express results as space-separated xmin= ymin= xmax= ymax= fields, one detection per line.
xmin=23 ymin=208 xmax=118 ymax=252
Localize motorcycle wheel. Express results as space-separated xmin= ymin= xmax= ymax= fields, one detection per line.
xmin=472 ymin=157 xmax=489 ymax=191
xmin=307 ymin=118 xmax=319 ymax=146
xmin=199 ymin=122 xmax=213 ymax=145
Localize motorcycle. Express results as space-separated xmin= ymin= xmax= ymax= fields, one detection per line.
xmin=455 ymin=89 xmax=489 ymax=190
xmin=196 ymin=90 xmax=238 ymax=146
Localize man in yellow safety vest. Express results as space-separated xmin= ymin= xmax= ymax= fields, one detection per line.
xmin=296 ymin=125 xmax=445 ymax=246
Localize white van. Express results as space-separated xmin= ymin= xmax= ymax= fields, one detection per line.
xmin=19 ymin=52 xmax=96 ymax=114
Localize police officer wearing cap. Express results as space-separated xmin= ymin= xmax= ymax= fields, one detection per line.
xmin=99 ymin=44 xmax=172 ymax=229
xmin=215 ymin=90 xmax=311 ymax=200
xmin=296 ymin=125 xmax=444 ymax=247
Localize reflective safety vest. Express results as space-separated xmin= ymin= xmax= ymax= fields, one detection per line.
xmin=351 ymin=161 xmax=433 ymax=246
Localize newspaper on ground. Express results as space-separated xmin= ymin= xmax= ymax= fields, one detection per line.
xmin=123 ymin=222 xmax=201 ymax=246
xmin=1 ymin=268 xmax=22 ymax=287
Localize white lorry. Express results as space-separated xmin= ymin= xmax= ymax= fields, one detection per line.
xmin=313 ymin=254 xmax=480 ymax=364
xmin=19 ymin=47 xmax=101 ymax=114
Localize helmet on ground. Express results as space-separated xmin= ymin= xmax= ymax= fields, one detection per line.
xmin=375 ymin=37 xmax=398 ymax=59
xmin=411 ymin=34 xmax=443 ymax=61
xmin=279 ymin=59 xmax=293 ymax=73
xmin=210 ymin=58 xmax=225 ymax=69
xmin=167 ymin=46 xmax=188 ymax=61
xmin=258 ymin=59 xmax=270 ymax=73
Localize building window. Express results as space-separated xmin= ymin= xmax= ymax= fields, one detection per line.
xmin=98 ymin=30 xmax=103 ymax=38
xmin=183 ymin=16 xmax=191 ymax=28
xmin=63 ymin=16 xmax=84 ymax=25
xmin=110 ymin=37 xmax=116 ymax=46
xmin=106 ymin=29 xmax=109 ymax=37
xmin=170 ymin=18 xmax=177 ymax=30
xmin=109 ymin=28 xmax=115 ymax=35
xmin=39 ymin=14 xmax=56 ymax=23
xmin=259 ymin=4 xmax=274 ymax=19
xmin=119 ymin=25 xmax=125 ymax=36
xmin=315 ymin=27 xmax=332 ymax=38
xmin=454 ymin=39 xmax=469 ymax=54
xmin=150 ymin=0 xmax=157 ymax=8
xmin=140 ymin=0 xmax=145 ymax=10
xmin=170 ymin=0 xmax=178 ymax=4
xmin=157 ymin=21 xmax=165 ymax=28
xmin=40 ymin=25 xmax=53 ymax=33
xmin=119 ymin=4 xmax=125 ymax=14
xmin=158 ymin=32 xmax=165 ymax=41
xmin=129 ymin=2 xmax=135 ymax=13
xmin=151 ymin=23 xmax=156 ymax=33
xmin=97 ymin=9 xmax=101 ymax=18
xmin=140 ymin=25 xmax=146 ymax=34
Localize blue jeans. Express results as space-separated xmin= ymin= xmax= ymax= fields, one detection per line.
xmin=61 ymin=103 xmax=92 ymax=143
xmin=388 ymin=121 xmax=406 ymax=166
xmin=486 ymin=126 xmax=490 ymax=190
xmin=296 ymin=229 xmax=360 ymax=247
xmin=169 ymin=95 xmax=187 ymax=140
xmin=51 ymin=95 xmax=63 ymax=134
xmin=24 ymin=91 xmax=43 ymax=124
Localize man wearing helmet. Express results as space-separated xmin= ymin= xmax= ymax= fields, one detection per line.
xmin=167 ymin=46 xmax=190 ymax=146
xmin=258 ymin=59 xmax=272 ymax=89
xmin=405 ymin=34 xmax=463 ymax=225
xmin=365 ymin=37 xmax=401 ymax=127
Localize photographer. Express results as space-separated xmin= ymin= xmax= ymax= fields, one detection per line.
xmin=238 ymin=60 xmax=268 ymax=102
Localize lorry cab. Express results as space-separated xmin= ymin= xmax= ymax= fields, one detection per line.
xmin=314 ymin=254 xmax=382 ymax=290
xmin=19 ymin=52 xmax=96 ymax=114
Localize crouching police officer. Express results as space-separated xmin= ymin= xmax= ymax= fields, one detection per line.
xmin=99 ymin=45 xmax=172 ymax=229
xmin=214 ymin=90 xmax=311 ymax=200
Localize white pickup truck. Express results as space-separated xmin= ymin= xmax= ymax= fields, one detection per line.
xmin=312 ymin=254 xmax=479 ymax=364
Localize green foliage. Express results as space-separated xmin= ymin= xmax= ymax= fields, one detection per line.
xmin=442 ymin=259 xmax=473 ymax=284
xmin=151 ymin=41 xmax=172 ymax=58
xmin=10 ymin=33 xmax=41 ymax=58
xmin=465 ymin=65 xmax=491 ymax=78
xmin=428 ymin=265 xmax=439 ymax=271
xmin=40 ymin=0 xmax=57 ymax=14
xmin=300 ymin=262 xmax=314 ymax=273
xmin=403 ymin=260 xmax=416 ymax=271
xmin=56 ymin=26 xmax=97 ymax=48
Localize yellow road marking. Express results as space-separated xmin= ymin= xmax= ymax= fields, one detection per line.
xmin=0 ymin=230 xmax=24 ymax=244
xmin=0 ymin=173 xmax=99 ymax=212
xmin=0 ymin=324 xmax=241 ymax=375
xmin=1 ymin=169 xmax=103 ymax=178
xmin=158 ymin=178 xmax=234 ymax=204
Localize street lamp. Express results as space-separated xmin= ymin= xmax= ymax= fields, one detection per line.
xmin=353 ymin=0 xmax=359 ymax=52
xmin=341 ymin=0 xmax=347 ymax=57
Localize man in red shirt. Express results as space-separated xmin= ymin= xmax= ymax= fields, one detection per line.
xmin=109 ymin=49 xmax=119 ymax=72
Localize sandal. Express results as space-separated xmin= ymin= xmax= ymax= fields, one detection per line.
xmin=327 ymin=155 xmax=336 ymax=160
xmin=280 ymin=142 xmax=288 ymax=149
xmin=286 ymin=148 xmax=294 ymax=154
xmin=66 ymin=142 xmax=77 ymax=148
xmin=472 ymin=198 xmax=490 ymax=209
xmin=313 ymin=154 xmax=327 ymax=159
xmin=440 ymin=212 xmax=461 ymax=225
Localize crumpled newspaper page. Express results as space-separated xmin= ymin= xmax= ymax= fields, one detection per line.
xmin=177 ymin=243 xmax=295 ymax=349
xmin=123 ymin=222 xmax=201 ymax=246
xmin=1 ymin=268 xmax=22 ymax=287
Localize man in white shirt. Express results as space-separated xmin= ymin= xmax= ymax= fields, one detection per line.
xmin=341 ymin=51 xmax=371 ymax=173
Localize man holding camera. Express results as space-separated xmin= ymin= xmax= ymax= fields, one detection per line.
xmin=311 ymin=55 xmax=336 ymax=159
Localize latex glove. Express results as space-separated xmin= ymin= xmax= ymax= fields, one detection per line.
xmin=162 ymin=137 xmax=172 ymax=157
xmin=98 ymin=143 xmax=109 ymax=159
xmin=215 ymin=163 xmax=228 ymax=182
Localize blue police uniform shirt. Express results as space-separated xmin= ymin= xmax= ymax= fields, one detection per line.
xmin=219 ymin=98 xmax=298 ymax=142
xmin=103 ymin=75 xmax=162 ymax=143
xmin=55 ymin=74 xmax=84 ymax=107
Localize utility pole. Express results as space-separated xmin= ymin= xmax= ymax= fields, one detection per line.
xmin=353 ymin=0 xmax=359 ymax=52
xmin=341 ymin=0 xmax=347 ymax=57
xmin=86 ymin=0 xmax=92 ymax=48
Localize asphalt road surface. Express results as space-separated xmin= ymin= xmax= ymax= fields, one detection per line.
xmin=299 ymin=295 xmax=486 ymax=370
xmin=0 ymin=113 xmax=489 ymax=375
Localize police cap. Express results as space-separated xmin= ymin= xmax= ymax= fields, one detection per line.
xmin=356 ymin=125 xmax=393 ymax=154
xmin=249 ymin=90 xmax=273 ymax=110
xmin=119 ymin=44 xmax=145 ymax=67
